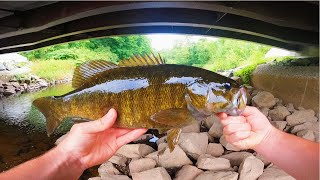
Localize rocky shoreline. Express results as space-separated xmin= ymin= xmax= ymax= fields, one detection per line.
xmin=0 ymin=75 xmax=71 ymax=98
xmin=54 ymin=87 xmax=319 ymax=180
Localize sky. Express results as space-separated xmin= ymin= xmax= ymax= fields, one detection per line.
xmin=146 ymin=34 xmax=218 ymax=51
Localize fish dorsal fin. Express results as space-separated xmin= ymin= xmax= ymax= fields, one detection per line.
xmin=72 ymin=60 xmax=118 ymax=88
xmin=118 ymin=53 xmax=165 ymax=67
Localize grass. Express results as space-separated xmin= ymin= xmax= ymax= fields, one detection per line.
xmin=30 ymin=60 xmax=76 ymax=81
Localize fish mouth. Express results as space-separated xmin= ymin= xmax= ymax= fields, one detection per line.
xmin=226 ymin=86 xmax=247 ymax=116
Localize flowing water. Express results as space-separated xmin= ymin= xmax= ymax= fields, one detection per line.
xmin=0 ymin=84 xmax=74 ymax=172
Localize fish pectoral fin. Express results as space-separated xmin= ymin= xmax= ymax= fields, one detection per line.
xmin=167 ymin=128 xmax=182 ymax=152
xmin=70 ymin=117 xmax=93 ymax=123
xmin=151 ymin=108 xmax=197 ymax=127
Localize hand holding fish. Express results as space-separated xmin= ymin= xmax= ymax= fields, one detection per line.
xmin=218 ymin=106 xmax=319 ymax=180
xmin=56 ymin=108 xmax=148 ymax=169
xmin=217 ymin=106 xmax=273 ymax=150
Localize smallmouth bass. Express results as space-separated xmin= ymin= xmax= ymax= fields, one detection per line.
xmin=33 ymin=54 xmax=247 ymax=151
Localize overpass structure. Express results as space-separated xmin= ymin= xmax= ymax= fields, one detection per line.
xmin=0 ymin=1 xmax=318 ymax=54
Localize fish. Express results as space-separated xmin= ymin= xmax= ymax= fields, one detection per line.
xmin=33 ymin=54 xmax=247 ymax=151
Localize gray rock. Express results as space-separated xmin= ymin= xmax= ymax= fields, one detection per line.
xmin=271 ymin=121 xmax=287 ymax=131
xmin=285 ymin=103 xmax=296 ymax=113
xmin=158 ymin=143 xmax=168 ymax=152
xmin=220 ymin=152 xmax=253 ymax=166
xmin=108 ymin=155 xmax=128 ymax=166
xmin=255 ymin=153 xmax=271 ymax=167
xmin=158 ymin=145 xmax=192 ymax=168
xmin=157 ymin=136 xmax=167 ymax=145
xmin=145 ymin=151 xmax=160 ymax=165
xmin=220 ymin=136 xmax=240 ymax=151
xmin=196 ymin=154 xmax=231 ymax=171
xmin=0 ymin=63 xmax=6 ymax=71
xmin=37 ymin=79 xmax=48 ymax=87
xmin=181 ymin=122 xmax=200 ymax=133
xmin=98 ymin=162 xmax=120 ymax=177
xmin=206 ymin=143 xmax=224 ymax=157
xmin=269 ymin=106 xmax=290 ymax=121
xmin=129 ymin=158 xmax=156 ymax=174
xmin=291 ymin=122 xmax=319 ymax=134
xmin=252 ymin=91 xmax=276 ymax=108
xmin=286 ymin=109 xmax=317 ymax=126
xmin=203 ymin=115 xmax=220 ymax=129
xmin=258 ymin=167 xmax=295 ymax=180
xmin=3 ymin=85 xmax=16 ymax=96
xmin=297 ymin=130 xmax=316 ymax=141
xmin=259 ymin=107 xmax=269 ymax=117
xmin=101 ymin=175 xmax=131 ymax=180
xmin=205 ymin=132 xmax=215 ymax=143
xmin=116 ymin=144 xmax=155 ymax=158
xmin=178 ymin=132 xmax=208 ymax=159
xmin=208 ymin=118 xmax=223 ymax=138
xmin=238 ymin=156 xmax=264 ymax=180
xmin=132 ymin=167 xmax=171 ymax=180
xmin=174 ymin=165 xmax=203 ymax=180
xmin=195 ymin=171 xmax=238 ymax=180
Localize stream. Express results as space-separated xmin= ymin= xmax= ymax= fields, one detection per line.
xmin=0 ymin=84 xmax=74 ymax=172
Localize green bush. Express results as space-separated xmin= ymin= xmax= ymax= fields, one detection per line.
xmin=234 ymin=64 xmax=257 ymax=85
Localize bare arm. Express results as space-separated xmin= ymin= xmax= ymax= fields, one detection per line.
xmin=218 ymin=106 xmax=319 ymax=180
xmin=0 ymin=109 xmax=147 ymax=180
xmin=254 ymin=127 xmax=319 ymax=180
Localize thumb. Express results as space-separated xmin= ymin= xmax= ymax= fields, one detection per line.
xmin=82 ymin=108 xmax=117 ymax=133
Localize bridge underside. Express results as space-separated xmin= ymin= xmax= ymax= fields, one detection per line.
xmin=0 ymin=1 xmax=318 ymax=54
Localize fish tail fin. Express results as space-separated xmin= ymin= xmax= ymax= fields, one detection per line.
xmin=33 ymin=96 xmax=64 ymax=136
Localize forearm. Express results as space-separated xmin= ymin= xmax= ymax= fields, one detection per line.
xmin=0 ymin=147 xmax=84 ymax=180
xmin=254 ymin=127 xmax=319 ymax=180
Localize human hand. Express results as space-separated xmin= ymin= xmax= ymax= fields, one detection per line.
xmin=56 ymin=109 xmax=147 ymax=170
xmin=217 ymin=106 xmax=275 ymax=150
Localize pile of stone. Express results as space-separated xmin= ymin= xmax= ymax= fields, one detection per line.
xmin=83 ymin=88 xmax=318 ymax=180
xmin=0 ymin=75 xmax=49 ymax=97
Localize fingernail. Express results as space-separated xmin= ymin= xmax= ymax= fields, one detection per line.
xmin=106 ymin=109 xmax=114 ymax=119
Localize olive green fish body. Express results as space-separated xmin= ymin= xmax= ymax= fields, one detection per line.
xmin=33 ymin=54 xmax=247 ymax=151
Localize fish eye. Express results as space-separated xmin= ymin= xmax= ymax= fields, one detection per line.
xmin=224 ymin=83 xmax=231 ymax=90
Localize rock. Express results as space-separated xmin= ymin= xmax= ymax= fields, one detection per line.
xmin=269 ymin=106 xmax=290 ymax=121
xmin=108 ymin=155 xmax=128 ymax=166
xmin=116 ymin=144 xmax=155 ymax=158
xmin=195 ymin=171 xmax=238 ymax=180
xmin=98 ymin=162 xmax=120 ymax=177
xmin=220 ymin=152 xmax=253 ymax=166
xmin=158 ymin=145 xmax=192 ymax=168
xmin=157 ymin=136 xmax=167 ymax=145
xmin=54 ymin=134 xmax=68 ymax=145
xmin=205 ymin=132 xmax=215 ymax=143
xmin=270 ymin=121 xmax=287 ymax=131
xmin=297 ymin=130 xmax=316 ymax=141
xmin=10 ymin=82 xmax=20 ymax=88
xmin=145 ymin=151 xmax=160 ymax=164
xmin=178 ymin=132 xmax=208 ymax=159
xmin=291 ymin=122 xmax=319 ymax=134
xmin=285 ymin=103 xmax=296 ymax=113
xmin=131 ymin=167 xmax=171 ymax=180
xmin=208 ymin=117 xmax=223 ymax=138
xmin=255 ymin=153 xmax=271 ymax=167
xmin=206 ymin=143 xmax=224 ymax=157
xmin=181 ymin=123 xmax=200 ymax=133
xmin=37 ymin=79 xmax=48 ymax=87
xmin=158 ymin=143 xmax=168 ymax=151
xmin=174 ymin=165 xmax=203 ymax=180
xmin=204 ymin=115 xmax=220 ymax=129
xmin=196 ymin=154 xmax=231 ymax=171
xmin=258 ymin=167 xmax=295 ymax=180
xmin=286 ymin=109 xmax=317 ymax=126
xmin=259 ymin=107 xmax=269 ymax=117
xmin=252 ymin=91 xmax=276 ymax=108
xmin=0 ymin=63 xmax=6 ymax=71
xmin=101 ymin=175 xmax=131 ymax=180
xmin=220 ymin=136 xmax=240 ymax=151
xmin=3 ymin=85 xmax=16 ymax=96
xmin=129 ymin=158 xmax=157 ymax=174
xmin=238 ymin=156 xmax=264 ymax=180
